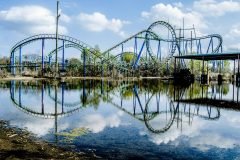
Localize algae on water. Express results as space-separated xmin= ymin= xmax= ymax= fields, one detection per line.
xmin=56 ymin=127 xmax=90 ymax=142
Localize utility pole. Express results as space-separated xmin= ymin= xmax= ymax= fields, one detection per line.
xmin=55 ymin=1 xmax=60 ymax=139
xmin=55 ymin=0 xmax=60 ymax=77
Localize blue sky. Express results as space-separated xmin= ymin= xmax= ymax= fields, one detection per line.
xmin=1 ymin=0 xmax=240 ymax=57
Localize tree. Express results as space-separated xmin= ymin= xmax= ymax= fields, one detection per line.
xmin=67 ymin=58 xmax=81 ymax=76
xmin=123 ymin=52 xmax=135 ymax=63
xmin=223 ymin=60 xmax=230 ymax=73
xmin=93 ymin=45 xmax=102 ymax=70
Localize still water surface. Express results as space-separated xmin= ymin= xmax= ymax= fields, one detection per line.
xmin=0 ymin=80 xmax=240 ymax=159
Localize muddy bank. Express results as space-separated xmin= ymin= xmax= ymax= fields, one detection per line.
xmin=0 ymin=120 xmax=98 ymax=160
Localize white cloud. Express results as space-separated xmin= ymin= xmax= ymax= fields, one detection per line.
xmin=0 ymin=5 xmax=70 ymax=35
xmin=224 ymin=23 xmax=240 ymax=51
xmin=77 ymin=12 xmax=129 ymax=37
xmin=193 ymin=0 xmax=240 ymax=16
xmin=9 ymin=116 xmax=55 ymax=137
xmin=79 ymin=113 xmax=122 ymax=133
xmin=141 ymin=3 xmax=207 ymax=29
xmin=20 ymin=119 xmax=54 ymax=136
xmin=229 ymin=24 xmax=240 ymax=37
xmin=173 ymin=2 xmax=183 ymax=8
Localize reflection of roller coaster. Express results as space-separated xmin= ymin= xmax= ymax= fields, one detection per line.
xmin=47 ymin=83 xmax=84 ymax=108
xmin=9 ymin=79 xmax=233 ymax=136
xmin=9 ymin=20 xmax=223 ymax=76
xmin=9 ymin=81 xmax=86 ymax=119
xmin=9 ymin=80 xmax=105 ymax=143
xmin=106 ymin=83 xmax=220 ymax=134
xmin=144 ymin=97 xmax=220 ymax=134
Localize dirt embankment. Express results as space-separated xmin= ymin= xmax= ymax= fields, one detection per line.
xmin=0 ymin=120 xmax=98 ymax=160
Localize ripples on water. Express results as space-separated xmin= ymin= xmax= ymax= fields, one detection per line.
xmin=0 ymin=79 xmax=240 ymax=159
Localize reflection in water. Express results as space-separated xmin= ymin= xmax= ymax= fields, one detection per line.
xmin=174 ymin=83 xmax=240 ymax=110
xmin=9 ymin=80 xmax=235 ymax=137
xmin=3 ymin=80 xmax=240 ymax=159
xmin=10 ymin=81 xmax=84 ymax=118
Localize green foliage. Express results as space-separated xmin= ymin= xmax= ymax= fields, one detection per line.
xmin=186 ymin=59 xmax=231 ymax=75
xmin=222 ymin=84 xmax=229 ymax=95
xmin=67 ymin=58 xmax=81 ymax=76
xmin=56 ymin=127 xmax=90 ymax=142
xmin=0 ymin=57 xmax=9 ymax=64
xmin=223 ymin=60 xmax=231 ymax=73
xmin=123 ymin=52 xmax=135 ymax=63
xmin=122 ymin=89 xmax=133 ymax=99
xmin=68 ymin=58 xmax=81 ymax=67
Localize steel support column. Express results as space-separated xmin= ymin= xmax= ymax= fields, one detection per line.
xmin=19 ymin=46 xmax=22 ymax=75
xmin=133 ymin=41 xmax=146 ymax=69
xmin=13 ymin=53 xmax=15 ymax=76
xmin=54 ymin=84 xmax=58 ymax=142
xmin=41 ymin=39 xmax=45 ymax=72
xmin=83 ymin=80 xmax=86 ymax=105
xmin=61 ymin=83 xmax=64 ymax=113
xmin=134 ymin=37 xmax=137 ymax=63
xmin=62 ymin=40 xmax=65 ymax=71
xmin=41 ymin=83 xmax=44 ymax=114
xmin=10 ymin=55 xmax=13 ymax=75
xmin=19 ymin=81 xmax=22 ymax=105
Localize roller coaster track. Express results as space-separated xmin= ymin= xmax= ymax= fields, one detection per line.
xmin=146 ymin=21 xmax=178 ymax=64
xmin=10 ymin=34 xmax=99 ymax=60
xmin=102 ymin=21 xmax=223 ymax=69
xmin=47 ymin=43 xmax=103 ymax=61
xmin=10 ymin=95 xmax=82 ymax=119
xmin=102 ymin=30 xmax=148 ymax=56
xmin=101 ymin=29 xmax=163 ymax=67
xmin=182 ymin=34 xmax=223 ymax=54
xmin=108 ymin=100 xmax=158 ymax=122
xmin=7 ymin=21 xmax=223 ymax=74
xmin=143 ymin=93 xmax=177 ymax=134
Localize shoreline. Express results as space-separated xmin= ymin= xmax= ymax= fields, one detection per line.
xmin=0 ymin=120 xmax=97 ymax=159
xmin=0 ymin=76 xmax=173 ymax=81
xmin=0 ymin=76 xmax=232 ymax=83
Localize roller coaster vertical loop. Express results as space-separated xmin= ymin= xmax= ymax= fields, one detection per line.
xmin=146 ymin=21 xmax=179 ymax=63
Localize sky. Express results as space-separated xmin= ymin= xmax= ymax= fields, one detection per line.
xmin=1 ymin=0 xmax=240 ymax=58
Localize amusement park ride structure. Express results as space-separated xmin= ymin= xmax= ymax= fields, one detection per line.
xmin=6 ymin=1 xmax=240 ymax=82
xmin=8 ymin=20 xmax=229 ymax=79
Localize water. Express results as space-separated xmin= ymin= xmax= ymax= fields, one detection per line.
xmin=0 ymin=79 xmax=240 ymax=159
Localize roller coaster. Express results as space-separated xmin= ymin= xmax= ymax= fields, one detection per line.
xmin=8 ymin=20 xmax=223 ymax=77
